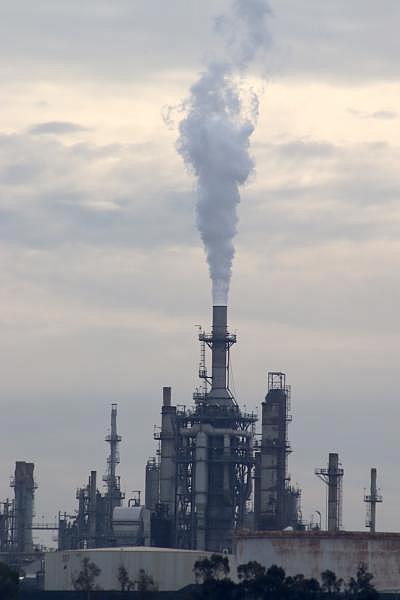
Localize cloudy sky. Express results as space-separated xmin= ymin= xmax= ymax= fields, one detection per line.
xmin=1 ymin=0 xmax=400 ymax=543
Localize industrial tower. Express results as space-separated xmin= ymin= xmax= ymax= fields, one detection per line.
xmin=316 ymin=453 xmax=344 ymax=531
xmin=364 ymin=468 xmax=383 ymax=533
xmin=103 ymin=403 xmax=124 ymax=537
xmin=254 ymin=372 xmax=301 ymax=530
xmin=58 ymin=404 xmax=124 ymax=549
xmin=152 ymin=305 xmax=257 ymax=552
xmin=10 ymin=461 xmax=36 ymax=553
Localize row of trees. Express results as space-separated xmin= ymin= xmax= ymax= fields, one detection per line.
xmin=190 ymin=554 xmax=379 ymax=600
xmin=0 ymin=555 xmax=379 ymax=599
xmin=72 ymin=556 xmax=157 ymax=592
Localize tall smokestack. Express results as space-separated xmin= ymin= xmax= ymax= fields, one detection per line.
xmin=211 ymin=306 xmax=228 ymax=394
xmin=207 ymin=305 xmax=235 ymax=405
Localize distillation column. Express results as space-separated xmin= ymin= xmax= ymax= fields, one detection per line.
xmin=11 ymin=461 xmax=35 ymax=553
xmin=364 ymin=467 xmax=382 ymax=533
xmin=256 ymin=373 xmax=294 ymax=530
xmin=159 ymin=387 xmax=177 ymax=524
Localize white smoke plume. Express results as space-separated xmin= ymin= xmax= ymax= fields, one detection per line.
xmin=176 ymin=0 xmax=270 ymax=306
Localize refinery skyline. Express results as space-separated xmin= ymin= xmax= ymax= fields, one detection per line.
xmin=1 ymin=0 xmax=400 ymax=546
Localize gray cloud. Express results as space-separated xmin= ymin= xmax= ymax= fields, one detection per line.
xmin=1 ymin=131 xmax=398 ymax=254
xmin=0 ymin=1 xmax=399 ymax=83
xmin=370 ymin=110 xmax=398 ymax=120
xmin=29 ymin=121 xmax=88 ymax=135
xmin=0 ymin=131 xmax=195 ymax=249
xmin=349 ymin=109 xmax=398 ymax=120
xmin=268 ymin=0 xmax=400 ymax=82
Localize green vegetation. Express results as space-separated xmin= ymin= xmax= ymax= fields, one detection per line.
xmin=72 ymin=556 xmax=101 ymax=595
xmin=136 ymin=568 xmax=158 ymax=592
xmin=117 ymin=564 xmax=135 ymax=592
xmin=118 ymin=564 xmax=158 ymax=592
xmin=0 ymin=562 xmax=19 ymax=600
xmin=188 ymin=555 xmax=378 ymax=600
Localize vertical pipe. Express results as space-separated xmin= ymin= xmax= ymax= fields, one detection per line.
xmin=223 ymin=434 xmax=231 ymax=493
xmin=88 ymin=470 xmax=97 ymax=547
xmin=328 ymin=453 xmax=339 ymax=532
xmin=195 ymin=431 xmax=208 ymax=550
xmin=159 ymin=387 xmax=176 ymax=522
xmin=370 ymin=468 xmax=377 ymax=533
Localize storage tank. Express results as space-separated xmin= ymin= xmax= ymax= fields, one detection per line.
xmin=112 ymin=506 xmax=150 ymax=547
xmin=45 ymin=547 xmax=222 ymax=591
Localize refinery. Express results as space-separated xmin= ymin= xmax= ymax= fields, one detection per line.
xmin=1 ymin=300 xmax=397 ymax=592
xmin=1 ymin=0 xmax=399 ymax=594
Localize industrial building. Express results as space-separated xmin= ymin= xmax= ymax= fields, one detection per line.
xmin=143 ymin=305 xmax=302 ymax=552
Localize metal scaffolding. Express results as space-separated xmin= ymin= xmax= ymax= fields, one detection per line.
xmin=103 ymin=404 xmax=124 ymax=538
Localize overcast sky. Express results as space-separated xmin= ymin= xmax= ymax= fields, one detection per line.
xmin=1 ymin=1 xmax=400 ymax=544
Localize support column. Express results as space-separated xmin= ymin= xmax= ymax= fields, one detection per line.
xmin=195 ymin=430 xmax=208 ymax=550
xmin=88 ymin=471 xmax=97 ymax=548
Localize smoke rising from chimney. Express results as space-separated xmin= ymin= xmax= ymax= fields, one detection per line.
xmin=176 ymin=0 xmax=270 ymax=305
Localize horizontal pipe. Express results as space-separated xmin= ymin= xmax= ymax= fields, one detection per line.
xmin=180 ymin=425 xmax=251 ymax=438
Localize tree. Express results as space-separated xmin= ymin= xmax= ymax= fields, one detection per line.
xmin=0 ymin=562 xmax=19 ymax=600
xmin=72 ymin=557 xmax=101 ymax=595
xmin=346 ymin=563 xmax=378 ymax=600
xmin=237 ymin=561 xmax=266 ymax=582
xmin=136 ymin=568 xmax=158 ymax=592
xmin=237 ymin=560 xmax=268 ymax=599
xmin=193 ymin=553 xmax=230 ymax=584
xmin=236 ymin=562 xmax=288 ymax=600
xmin=192 ymin=554 xmax=233 ymax=600
xmin=321 ymin=569 xmax=343 ymax=594
xmin=286 ymin=573 xmax=320 ymax=599
xmin=118 ymin=565 xmax=135 ymax=591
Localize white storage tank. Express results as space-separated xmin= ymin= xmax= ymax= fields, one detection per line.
xmin=45 ymin=547 xmax=222 ymax=592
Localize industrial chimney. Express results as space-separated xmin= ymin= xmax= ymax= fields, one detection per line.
xmin=199 ymin=305 xmax=236 ymax=406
